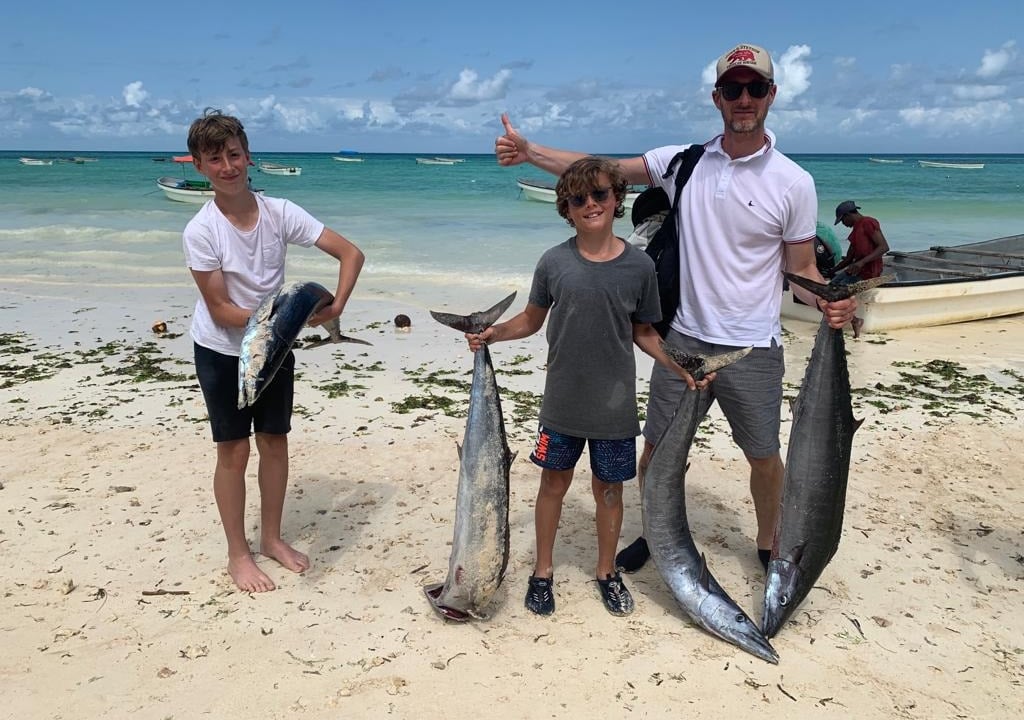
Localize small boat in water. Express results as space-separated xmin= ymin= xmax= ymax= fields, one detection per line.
xmin=432 ymin=156 xmax=465 ymax=163
xmin=157 ymin=177 xmax=265 ymax=203
xmin=781 ymin=234 xmax=1024 ymax=331
xmin=516 ymin=177 xmax=642 ymax=211
xmin=868 ymin=157 xmax=903 ymax=164
xmin=258 ymin=160 xmax=302 ymax=176
xmin=332 ymin=156 xmax=364 ymax=162
xmin=918 ymin=160 xmax=985 ymax=169
xmin=19 ymin=157 xmax=54 ymax=166
xmin=415 ymin=157 xmax=457 ymax=165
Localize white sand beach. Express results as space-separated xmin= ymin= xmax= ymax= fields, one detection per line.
xmin=1 ymin=281 xmax=1022 ymax=719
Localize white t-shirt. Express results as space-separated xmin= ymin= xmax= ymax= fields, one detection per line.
xmin=644 ymin=130 xmax=816 ymax=347
xmin=182 ymin=194 xmax=325 ymax=355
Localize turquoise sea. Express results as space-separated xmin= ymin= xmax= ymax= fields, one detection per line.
xmin=1 ymin=150 xmax=1022 ymax=309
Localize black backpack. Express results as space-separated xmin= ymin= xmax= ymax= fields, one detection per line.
xmin=633 ymin=144 xmax=706 ymax=338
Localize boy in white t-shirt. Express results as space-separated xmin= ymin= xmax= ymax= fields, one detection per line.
xmin=182 ymin=109 xmax=364 ymax=593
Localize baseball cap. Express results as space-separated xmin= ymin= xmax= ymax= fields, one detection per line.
xmin=716 ymin=44 xmax=774 ymax=83
xmin=834 ymin=200 xmax=861 ymax=224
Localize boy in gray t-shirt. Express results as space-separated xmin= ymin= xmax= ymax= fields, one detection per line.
xmin=465 ymin=157 xmax=691 ymax=617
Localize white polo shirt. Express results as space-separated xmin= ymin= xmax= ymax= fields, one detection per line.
xmin=644 ymin=130 xmax=816 ymax=347
xmin=183 ymin=194 xmax=324 ymax=356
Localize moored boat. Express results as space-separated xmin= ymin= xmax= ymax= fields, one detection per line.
xmin=918 ymin=160 xmax=985 ymax=169
xmin=781 ymin=234 xmax=1024 ymax=331
xmin=516 ymin=177 xmax=642 ymax=211
xmin=868 ymin=157 xmax=903 ymax=164
xmin=19 ymin=157 xmax=54 ymax=166
xmin=415 ymin=157 xmax=457 ymax=165
xmin=332 ymin=156 xmax=364 ymax=162
xmin=156 ymin=176 xmax=216 ymax=203
xmin=257 ymin=160 xmax=302 ymax=176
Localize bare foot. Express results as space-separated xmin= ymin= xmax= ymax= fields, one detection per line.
xmin=228 ymin=553 xmax=276 ymax=593
xmin=261 ymin=538 xmax=311 ymax=574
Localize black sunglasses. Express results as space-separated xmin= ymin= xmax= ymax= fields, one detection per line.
xmin=716 ymin=80 xmax=773 ymax=101
xmin=567 ymin=187 xmax=613 ymax=207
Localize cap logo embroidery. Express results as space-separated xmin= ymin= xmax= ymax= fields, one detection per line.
xmin=727 ymin=49 xmax=757 ymax=64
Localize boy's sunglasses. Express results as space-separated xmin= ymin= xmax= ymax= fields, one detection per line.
xmin=567 ymin=187 xmax=613 ymax=208
xmin=716 ymin=80 xmax=773 ymax=101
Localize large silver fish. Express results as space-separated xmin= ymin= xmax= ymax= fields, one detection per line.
xmin=237 ymin=281 xmax=370 ymax=409
xmin=643 ymin=344 xmax=780 ymax=664
xmin=762 ymin=274 xmax=890 ymax=638
xmin=424 ymin=292 xmax=516 ymax=621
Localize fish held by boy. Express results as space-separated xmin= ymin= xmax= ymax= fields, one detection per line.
xmin=423 ymin=292 xmax=517 ymax=621
xmin=642 ymin=343 xmax=780 ymax=664
xmin=237 ymin=281 xmax=371 ymax=409
xmin=761 ymin=274 xmax=890 ymax=638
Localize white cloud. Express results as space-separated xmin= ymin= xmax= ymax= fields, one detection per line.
xmin=18 ymin=87 xmax=48 ymax=100
xmin=976 ymin=41 xmax=1017 ymax=79
xmin=899 ymin=101 xmax=1012 ymax=132
xmin=952 ymin=85 xmax=1005 ymax=101
xmin=447 ymin=69 xmax=511 ymax=102
xmin=774 ymin=45 xmax=813 ymax=106
xmin=123 ymin=81 xmax=148 ymax=108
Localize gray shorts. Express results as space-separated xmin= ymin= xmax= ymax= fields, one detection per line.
xmin=642 ymin=329 xmax=784 ymax=458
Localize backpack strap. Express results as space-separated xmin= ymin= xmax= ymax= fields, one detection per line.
xmin=661 ymin=143 xmax=706 ymax=211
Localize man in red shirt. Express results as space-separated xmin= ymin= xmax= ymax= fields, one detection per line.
xmin=832 ymin=200 xmax=890 ymax=336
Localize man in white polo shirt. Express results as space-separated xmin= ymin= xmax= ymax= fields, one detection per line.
xmin=493 ymin=42 xmax=856 ymax=575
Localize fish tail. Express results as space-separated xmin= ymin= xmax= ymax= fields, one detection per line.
xmin=429 ymin=292 xmax=517 ymax=334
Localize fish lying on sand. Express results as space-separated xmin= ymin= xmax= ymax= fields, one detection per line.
xmin=762 ymin=274 xmax=890 ymax=638
xmin=643 ymin=344 xmax=780 ymax=664
xmin=237 ymin=281 xmax=371 ymax=409
xmin=423 ymin=292 xmax=517 ymax=621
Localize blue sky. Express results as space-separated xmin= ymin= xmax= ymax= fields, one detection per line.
xmin=3 ymin=1 xmax=1021 ymax=153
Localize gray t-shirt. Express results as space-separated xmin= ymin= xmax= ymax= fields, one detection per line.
xmin=529 ymin=238 xmax=661 ymax=439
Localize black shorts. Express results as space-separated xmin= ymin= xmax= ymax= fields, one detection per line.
xmin=194 ymin=343 xmax=294 ymax=442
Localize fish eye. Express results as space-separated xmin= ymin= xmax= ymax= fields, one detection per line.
xmin=780 ymin=594 xmax=789 ymax=606
xmin=735 ymin=614 xmax=746 ymax=623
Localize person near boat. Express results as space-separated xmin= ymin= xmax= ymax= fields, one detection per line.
xmin=832 ymin=200 xmax=891 ymax=337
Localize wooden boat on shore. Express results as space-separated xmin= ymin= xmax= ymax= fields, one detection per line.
xmin=516 ymin=177 xmax=642 ymax=210
xmin=868 ymin=158 xmax=903 ymax=164
xmin=918 ymin=160 xmax=985 ymax=169
xmin=19 ymin=157 xmax=54 ymax=166
xmin=258 ymin=160 xmax=302 ymax=176
xmin=781 ymin=234 xmax=1024 ymax=331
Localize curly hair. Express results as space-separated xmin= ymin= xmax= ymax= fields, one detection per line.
xmin=554 ymin=156 xmax=628 ymax=226
xmin=186 ymin=108 xmax=250 ymax=159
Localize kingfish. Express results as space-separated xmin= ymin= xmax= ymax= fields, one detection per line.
xmin=643 ymin=344 xmax=780 ymax=664
xmin=237 ymin=281 xmax=370 ymax=409
xmin=761 ymin=274 xmax=890 ymax=638
xmin=424 ymin=292 xmax=517 ymax=620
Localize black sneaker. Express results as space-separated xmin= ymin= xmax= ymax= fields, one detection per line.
xmin=615 ymin=536 xmax=650 ymax=573
xmin=525 ymin=575 xmax=555 ymax=616
xmin=597 ymin=573 xmax=635 ymax=616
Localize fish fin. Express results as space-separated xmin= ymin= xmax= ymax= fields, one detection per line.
xmin=423 ymin=584 xmax=472 ymax=623
xmin=784 ymin=272 xmax=894 ymax=302
xmin=853 ymin=417 xmax=865 ymax=433
xmin=697 ymin=553 xmax=711 ymax=591
xmin=430 ymin=291 xmax=517 ymax=334
xmin=301 ymin=333 xmax=372 ymax=349
xmin=455 ymin=442 xmax=463 ymax=460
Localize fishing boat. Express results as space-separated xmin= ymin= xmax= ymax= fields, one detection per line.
xmin=157 ymin=155 xmax=263 ymax=203
xmin=868 ymin=157 xmax=903 ymax=164
xmin=918 ymin=160 xmax=985 ymax=169
xmin=415 ymin=157 xmax=457 ymax=165
xmin=332 ymin=155 xmax=364 ymax=162
xmin=781 ymin=234 xmax=1024 ymax=331
xmin=19 ymin=157 xmax=54 ymax=166
xmin=257 ymin=160 xmax=302 ymax=176
xmin=516 ymin=177 xmax=642 ymax=211
xmin=432 ymin=156 xmax=465 ymax=163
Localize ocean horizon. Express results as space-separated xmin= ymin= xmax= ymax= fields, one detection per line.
xmin=2 ymin=149 xmax=1021 ymax=314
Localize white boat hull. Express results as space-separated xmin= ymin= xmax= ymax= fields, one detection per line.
xmin=258 ymin=162 xmax=302 ymax=176
xmin=332 ymin=156 xmax=364 ymax=162
xmin=918 ymin=160 xmax=985 ymax=169
xmin=782 ymin=236 xmax=1024 ymax=331
xmin=156 ymin=177 xmax=264 ymax=203
xmin=517 ymin=179 xmax=639 ymax=211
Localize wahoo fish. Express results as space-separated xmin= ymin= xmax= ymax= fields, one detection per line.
xmin=424 ymin=292 xmax=516 ymax=620
xmin=643 ymin=344 xmax=779 ymax=664
xmin=762 ymin=274 xmax=890 ymax=638
xmin=237 ymin=281 xmax=371 ymax=409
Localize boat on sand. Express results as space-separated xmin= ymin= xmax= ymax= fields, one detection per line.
xmin=781 ymin=235 xmax=1024 ymax=331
